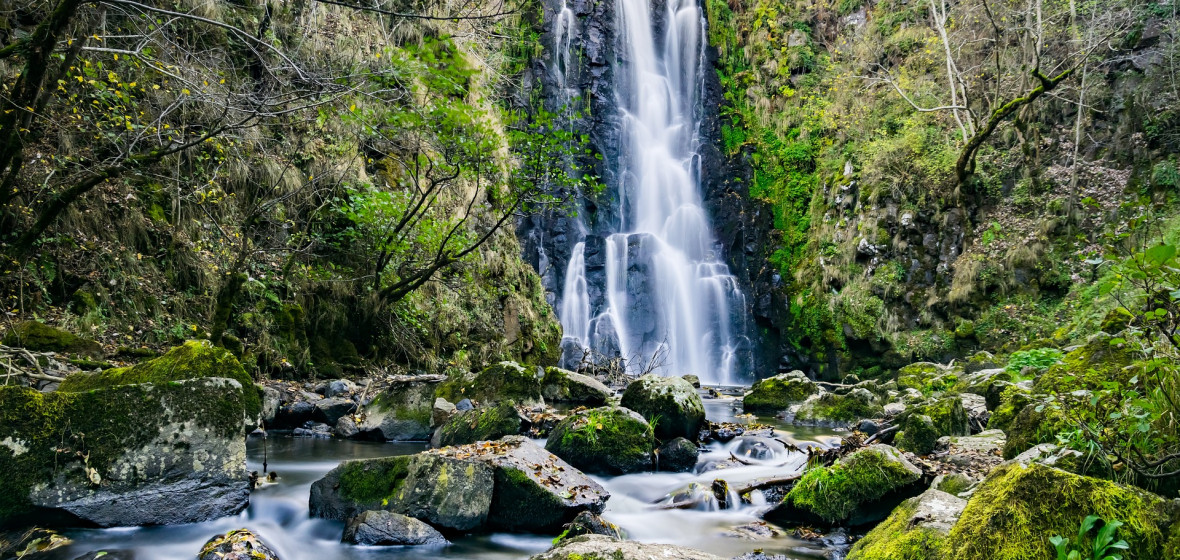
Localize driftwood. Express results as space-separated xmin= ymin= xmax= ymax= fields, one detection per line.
xmin=0 ymin=344 xmax=66 ymax=383
xmin=732 ymin=474 xmax=803 ymax=495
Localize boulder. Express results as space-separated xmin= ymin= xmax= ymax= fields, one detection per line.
xmin=198 ymin=529 xmax=280 ymax=560
xmin=325 ymin=379 xmax=358 ymax=398
xmin=545 ymin=407 xmax=655 ymax=475
xmin=431 ymin=400 xmax=523 ymax=448
xmin=530 ymin=534 xmax=724 ymax=560
xmin=260 ymin=385 xmax=281 ymax=426
xmin=313 ymin=396 xmax=357 ymax=426
xmin=272 ymin=400 xmax=316 ymax=429
xmin=555 ymin=511 xmax=625 ymax=543
xmin=619 ymin=374 xmax=705 ymax=440
xmin=767 ymin=444 xmax=922 ymax=526
xmin=432 ymin=397 xmax=457 ymax=427
xmin=791 ymin=389 xmax=883 ymax=427
xmin=656 ymin=437 xmax=699 ymax=472
xmin=682 ymin=374 xmax=702 ymax=388
xmin=342 ymin=510 xmax=448 ymax=546
xmin=435 ymin=362 xmax=544 ymax=407
xmin=309 ymin=453 xmax=494 ymax=531
xmin=944 ymin=463 xmax=1173 ymax=559
xmin=896 ymin=362 xmax=956 ymax=393
xmin=895 ymin=397 xmax=970 ymax=455
xmin=434 ymin=436 xmax=609 ymax=532
xmin=741 ymin=371 xmax=818 ymax=414
xmin=334 ymin=416 xmax=360 ymax=439
xmin=541 ymin=367 xmax=611 ymax=405
xmin=846 ymin=488 xmax=967 ymax=560
xmin=1 ymin=321 xmax=102 ymax=357
xmin=355 ymin=374 xmax=445 ymax=441
xmin=58 ymin=340 xmax=262 ymax=425
xmin=0 ymin=378 xmax=248 ymax=527
xmin=959 ymin=393 xmax=989 ymax=431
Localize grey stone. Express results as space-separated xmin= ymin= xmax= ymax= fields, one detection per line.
xmin=197 ymin=529 xmax=279 ymax=560
xmin=325 ymin=379 xmax=358 ymax=398
xmin=531 ymin=535 xmax=724 ymax=560
xmin=342 ymin=510 xmax=448 ymax=546
xmin=356 ymin=374 xmax=445 ymax=441
xmin=656 ymin=437 xmax=699 ymax=472
xmin=431 ymin=397 xmax=457 ymax=427
xmin=456 ymin=398 xmax=474 ymax=411
xmin=334 ymin=416 xmax=360 ymax=439
xmin=313 ymin=396 xmax=357 ymax=426
xmin=260 ymin=386 xmax=281 ymax=426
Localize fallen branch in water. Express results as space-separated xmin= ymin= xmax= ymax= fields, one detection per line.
xmin=732 ymin=474 xmax=803 ymax=495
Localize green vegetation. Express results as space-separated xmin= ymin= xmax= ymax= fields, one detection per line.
xmin=435 ymin=361 xmax=544 ymax=406
xmin=0 ymin=322 xmax=101 ymax=357
xmin=1050 ymin=515 xmax=1130 ymax=560
xmin=335 ymin=456 xmax=413 ymax=507
xmin=742 ymin=372 xmax=819 ymax=414
xmin=783 ymin=445 xmax=920 ymax=523
xmin=435 ymin=401 xmax=523 ymax=447
xmin=793 ymin=391 xmax=883 ymax=424
xmin=845 ymin=495 xmax=947 ymax=560
xmin=545 ymin=407 xmax=655 ymax=475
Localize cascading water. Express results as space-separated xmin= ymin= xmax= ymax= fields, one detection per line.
xmin=557 ymin=0 xmax=748 ymax=385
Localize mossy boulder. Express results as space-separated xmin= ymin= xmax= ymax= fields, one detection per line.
xmin=986 ymin=385 xmax=1032 ymax=433
xmin=434 ymin=436 xmax=609 ymax=533
xmin=357 ymin=374 xmax=445 ymax=441
xmin=59 ymin=340 xmax=261 ymax=424
xmin=896 ymin=363 xmax=955 ymax=393
xmin=656 ymin=437 xmax=699 ymax=472
xmin=741 ymin=371 xmax=818 ymax=414
xmin=846 ymin=488 xmax=966 ymax=560
xmin=1001 ymin=402 xmax=1071 ymax=459
xmin=435 ymin=361 xmax=544 ymax=407
xmin=944 ymin=463 xmax=1173 ymax=560
xmin=530 ymin=534 xmax=724 ymax=560
xmin=309 ymin=453 xmax=494 ymax=531
xmin=1032 ymin=333 xmax=1137 ymax=396
xmin=431 ymin=400 xmax=523 ymax=448
xmin=540 ymin=367 xmax=611 ymax=405
xmin=198 ymin=529 xmax=280 ymax=560
xmin=767 ymin=444 xmax=923 ymax=526
xmin=0 ymin=378 xmax=248 ymax=528
xmin=1 ymin=321 xmax=102 ymax=357
xmin=895 ymin=397 xmax=970 ymax=455
xmin=545 ymin=407 xmax=655 ymax=475
xmin=792 ymin=389 xmax=883 ymax=427
xmin=619 ymin=374 xmax=705 ymax=440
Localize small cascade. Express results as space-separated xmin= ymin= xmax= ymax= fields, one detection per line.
xmin=555 ymin=0 xmax=750 ymax=385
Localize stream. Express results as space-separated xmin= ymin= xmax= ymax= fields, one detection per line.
xmin=43 ymin=398 xmax=847 ymax=560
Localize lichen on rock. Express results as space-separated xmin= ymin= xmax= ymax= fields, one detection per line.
xmin=435 ymin=361 xmax=544 ymax=407
xmin=741 ymin=371 xmax=818 ymax=414
xmin=619 ymin=374 xmax=705 ymax=440
xmin=545 ymin=406 xmax=655 ymax=475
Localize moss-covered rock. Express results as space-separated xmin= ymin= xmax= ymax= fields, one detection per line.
xmin=792 ymin=389 xmax=884 ymax=427
xmin=357 ymin=374 xmax=443 ymax=441
xmin=768 ymin=444 xmax=922 ymax=526
xmin=986 ymin=384 xmax=1031 ymax=433
xmin=0 ymin=378 xmax=248 ymax=527
xmin=846 ymin=488 xmax=966 ymax=560
xmin=198 ymin=529 xmax=280 ymax=560
xmin=619 ymin=375 xmax=706 ymax=440
xmin=896 ymin=363 xmax=956 ymax=393
xmin=540 ymin=367 xmax=611 ymax=405
xmin=545 ymin=407 xmax=655 ymax=475
xmin=895 ymin=397 xmax=970 ymax=455
xmin=741 ymin=371 xmax=819 ymax=414
xmin=58 ymin=340 xmax=261 ymax=424
xmin=944 ymin=463 xmax=1173 ymax=560
xmin=1001 ymin=402 xmax=1071 ymax=459
xmin=435 ymin=361 xmax=544 ymax=407
xmin=431 ymin=400 xmax=523 ymax=448
xmin=1032 ymin=333 xmax=1137 ymax=396
xmin=309 ymin=453 xmax=494 ymax=531
xmin=1 ymin=321 xmax=102 ymax=357
xmin=529 ymin=534 xmax=723 ymax=560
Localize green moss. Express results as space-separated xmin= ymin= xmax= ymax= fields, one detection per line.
xmin=987 ymin=385 xmax=1031 ymax=432
xmin=896 ymin=397 xmax=969 ymax=455
xmin=846 ymin=497 xmax=946 ymax=560
xmin=783 ymin=445 xmax=920 ymax=523
xmin=619 ymin=375 xmax=705 ymax=440
xmin=545 ymin=407 xmax=655 ymax=475
xmin=1 ymin=321 xmax=101 ymax=357
xmin=435 ymin=401 xmax=522 ymax=447
xmin=1032 ymin=334 xmax=1136 ymax=395
xmin=58 ymin=340 xmax=261 ymax=422
xmin=935 ymin=473 xmax=975 ymax=496
xmin=0 ymin=379 xmax=245 ymax=525
xmin=1002 ymin=402 xmax=1071 ymax=459
xmin=742 ymin=372 xmax=818 ymax=414
xmin=794 ymin=391 xmax=884 ymax=424
xmin=335 ymin=456 xmax=413 ymax=507
xmin=945 ymin=463 xmax=1172 ymax=560
xmin=435 ymin=361 xmax=543 ymax=406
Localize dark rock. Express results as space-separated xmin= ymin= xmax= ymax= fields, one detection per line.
xmin=1 ymin=377 xmax=248 ymax=527
xmin=656 ymin=437 xmax=699 ymax=472
xmin=432 ymin=397 xmax=457 ymax=427
xmin=356 ymin=374 xmax=445 ymax=441
xmin=325 ymin=379 xmax=357 ymax=398
xmin=555 ymin=511 xmax=625 ymax=543
xmin=856 ymin=419 xmax=879 ymax=435
xmin=541 ymin=367 xmax=612 ymax=405
xmin=313 ymin=397 xmax=357 ymax=426
xmin=197 ymin=529 xmax=279 ymax=560
xmin=435 ymin=362 xmax=544 ymax=407
xmin=73 ymin=551 xmax=135 ymax=560
xmin=545 ymin=406 xmax=655 ymax=475
xmin=334 ymin=416 xmax=360 ymax=439
xmin=682 ymin=374 xmax=701 ymax=388
xmin=341 ymin=510 xmax=448 ymax=546
xmin=620 ymin=375 xmax=706 ymax=440
xmin=293 ymin=421 xmax=332 ymax=438
xmin=431 ymin=400 xmax=524 ymax=448
xmin=531 ymin=535 xmax=723 ymax=560
xmin=273 ymin=400 xmax=316 ymax=429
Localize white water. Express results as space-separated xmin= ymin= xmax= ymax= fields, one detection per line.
xmin=557 ymin=0 xmax=747 ymax=385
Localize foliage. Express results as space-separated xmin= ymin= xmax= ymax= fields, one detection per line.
xmin=1050 ymin=515 xmax=1130 ymax=560
xmin=1006 ymin=348 xmax=1065 ymax=374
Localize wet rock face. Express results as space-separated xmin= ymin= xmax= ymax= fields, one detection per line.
xmin=198 ymin=529 xmax=280 ymax=560
xmin=530 ymin=534 xmax=725 ymax=560
xmin=1 ymin=377 xmax=249 ymax=528
xmin=356 ymin=374 xmax=446 ymax=441
xmin=619 ymin=375 xmax=706 ymax=440
xmin=341 ymin=510 xmax=448 ymax=546
xmin=545 ymin=406 xmax=656 ymax=475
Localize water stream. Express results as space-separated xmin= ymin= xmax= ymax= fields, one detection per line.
xmin=556 ymin=0 xmax=749 ymax=385
xmin=43 ymin=399 xmax=845 ymax=560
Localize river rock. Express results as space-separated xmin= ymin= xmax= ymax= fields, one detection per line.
xmin=541 ymin=367 xmax=611 ymax=405
xmin=309 ymin=453 xmax=494 ymax=531
xmin=555 ymin=511 xmax=625 ymax=543
xmin=846 ymin=488 xmax=967 ymax=560
xmin=791 ymin=389 xmax=883 ymax=427
xmin=431 ymin=400 xmax=523 ymax=448
xmin=198 ymin=529 xmax=279 ymax=560
xmin=619 ymin=374 xmax=705 ymax=440
xmin=656 ymin=437 xmax=699 ymax=472
xmin=435 ymin=361 xmax=544 ymax=407
xmin=0 ymin=377 xmax=248 ymax=527
xmin=273 ymin=400 xmax=317 ymax=429
xmin=313 ymin=397 xmax=357 ymax=426
xmin=334 ymin=416 xmax=360 ymax=439
xmin=2 ymin=320 xmax=102 ymax=357
xmin=530 ymin=534 xmax=724 ymax=560
xmin=766 ymin=444 xmax=922 ymax=527
xmin=545 ymin=406 xmax=655 ymax=474
xmin=894 ymin=396 xmax=970 ymax=455
xmin=325 ymin=379 xmax=358 ymax=398
xmin=435 ymin=436 xmax=609 ymax=532
xmin=355 ymin=374 xmax=445 ymax=441
xmin=741 ymin=371 xmax=818 ymax=414
xmin=73 ymin=551 xmax=135 ymax=560
xmin=341 ymin=510 xmax=448 ymax=546
xmin=260 ymin=385 xmax=281 ymax=425
xmin=432 ymin=397 xmax=457 ymax=427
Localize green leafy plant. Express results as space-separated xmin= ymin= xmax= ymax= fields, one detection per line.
xmin=1006 ymin=348 xmax=1064 ymax=374
xmin=1049 ymin=515 xmax=1129 ymax=560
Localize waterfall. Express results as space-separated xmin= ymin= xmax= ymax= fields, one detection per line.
xmin=556 ymin=0 xmax=747 ymax=385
